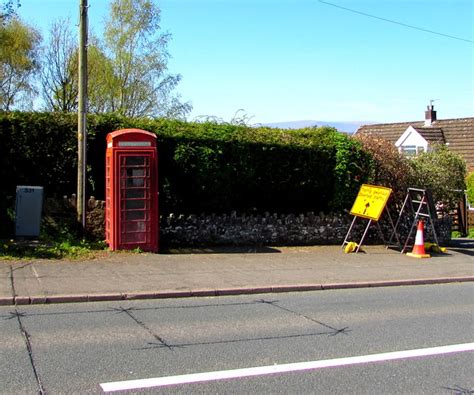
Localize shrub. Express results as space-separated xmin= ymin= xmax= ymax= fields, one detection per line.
xmin=328 ymin=132 xmax=373 ymax=211
xmin=0 ymin=112 xmax=78 ymax=236
xmin=408 ymin=145 xmax=467 ymax=213
xmin=353 ymin=134 xmax=413 ymax=208
xmin=0 ymin=112 xmax=374 ymax=237
xmin=467 ymin=172 xmax=474 ymax=206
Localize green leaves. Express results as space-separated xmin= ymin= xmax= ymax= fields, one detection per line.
xmin=467 ymin=172 xmax=474 ymax=206
xmin=0 ymin=17 xmax=41 ymax=110
xmin=408 ymin=145 xmax=467 ymax=212
xmin=101 ymin=0 xmax=189 ymax=118
xmin=0 ymin=113 xmax=372 ymax=224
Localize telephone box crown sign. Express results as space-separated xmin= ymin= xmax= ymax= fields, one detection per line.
xmin=107 ymin=128 xmax=157 ymax=148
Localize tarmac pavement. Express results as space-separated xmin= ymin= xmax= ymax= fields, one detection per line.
xmin=0 ymin=240 xmax=473 ymax=306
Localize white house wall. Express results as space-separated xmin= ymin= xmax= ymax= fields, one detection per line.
xmin=395 ymin=126 xmax=428 ymax=152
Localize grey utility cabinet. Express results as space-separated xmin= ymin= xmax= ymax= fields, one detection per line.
xmin=15 ymin=186 xmax=44 ymax=237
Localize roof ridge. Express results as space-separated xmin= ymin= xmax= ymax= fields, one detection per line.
xmin=359 ymin=120 xmax=418 ymax=128
xmin=359 ymin=116 xmax=474 ymax=129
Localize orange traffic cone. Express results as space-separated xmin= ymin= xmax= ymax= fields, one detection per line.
xmin=406 ymin=220 xmax=431 ymax=259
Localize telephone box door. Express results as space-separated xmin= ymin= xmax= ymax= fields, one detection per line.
xmin=118 ymin=153 xmax=156 ymax=248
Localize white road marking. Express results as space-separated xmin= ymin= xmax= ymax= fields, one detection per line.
xmin=100 ymin=342 xmax=474 ymax=392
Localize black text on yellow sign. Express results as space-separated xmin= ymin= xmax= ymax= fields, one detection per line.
xmin=350 ymin=184 xmax=392 ymax=221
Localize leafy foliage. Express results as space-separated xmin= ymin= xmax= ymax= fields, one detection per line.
xmin=40 ymin=18 xmax=78 ymax=112
xmin=0 ymin=112 xmax=77 ymax=235
xmin=329 ymin=132 xmax=372 ymax=210
xmin=0 ymin=17 xmax=41 ymax=109
xmin=408 ymin=144 xmax=467 ymax=213
xmin=353 ymin=134 xmax=413 ymax=207
xmin=100 ymin=0 xmax=191 ymax=118
xmin=3 ymin=112 xmax=469 ymax=240
xmin=466 ymin=172 xmax=474 ymax=206
xmin=11 ymin=1 xmax=190 ymax=118
xmin=0 ymin=0 xmax=20 ymax=22
xmin=0 ymin=112 xmax=373 ymax=237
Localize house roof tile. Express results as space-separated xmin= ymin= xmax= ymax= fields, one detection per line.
xmin=356 ymin=117 xmax=474 ymax=170
xmin=412 ymin=127 xmax=445 ymax=144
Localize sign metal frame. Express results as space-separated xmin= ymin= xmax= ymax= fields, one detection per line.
xmin=388 ymin=188 xmax=439 ymax=253
xmin=343 ymin=184 xmax=399 ymax=253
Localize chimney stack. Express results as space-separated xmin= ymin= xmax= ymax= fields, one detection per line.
xmin=424 ymin=103 xmax=437 ymax=126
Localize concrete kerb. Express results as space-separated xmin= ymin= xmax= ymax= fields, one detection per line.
xmin=2 ymin=276 xmax=473 ymax=306
xmin=0 ymin=296 xmax=14 ymax=306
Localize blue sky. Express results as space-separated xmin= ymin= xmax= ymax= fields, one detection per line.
xmin=19 ymin=0 xmax=473 ymax=124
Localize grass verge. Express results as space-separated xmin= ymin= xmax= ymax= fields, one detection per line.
xmin=0 ymin=238 xmax=107 ymax=260
xmin=451 ymin=228 xmax=474 ymax=239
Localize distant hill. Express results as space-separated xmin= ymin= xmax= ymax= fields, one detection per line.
xmin=262 ymin=120 xmax=372 ymax=134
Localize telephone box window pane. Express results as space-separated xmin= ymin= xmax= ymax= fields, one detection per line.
xmin=125 ymin=199 xmax=146 ymax=210
xmin=125 ymin=210 xmax=146 ymax=220
xmin=127 ymin=168 xmax=145 ymax=177
xmin=126 ymin=168 xmax=146 ymax=187
xmin=124 ymin=221 xmax=146 ymax=233
xmin=123 ymin=232 xmax=146 ymax=243
xmin=127 ymin=178 xmax=145 ymax=188
xmin=125 ymin=157 xmax=145 ymax=166
xmin=125 ymin=189 xmax=146 ymax=199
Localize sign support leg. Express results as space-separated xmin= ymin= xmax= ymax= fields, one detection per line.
xmin=385 ymin=207 xmax=401 ymax=250
xmin=342 ymin=216 xmax=358 ymax=248
xmin=357 ymin=219 xmax=372 ymax=253
xmin=388 ymin=193 xmax=409 ymax=247
xmin=376 ymin=221 xmax=387 ymax=245
xmin=344 ymin=184 xmax=395 ymax=254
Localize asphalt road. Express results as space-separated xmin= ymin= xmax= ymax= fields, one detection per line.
xmin=1 ymin=283 xmax=473 ymax=394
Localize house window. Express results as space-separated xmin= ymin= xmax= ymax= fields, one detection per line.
xmin=400 ymin=145 xmax=425 ymax=157
xmin=401 ymin=145 xmax=417 ymax=156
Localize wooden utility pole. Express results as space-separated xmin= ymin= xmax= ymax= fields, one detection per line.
xmin=77 ymin=0 xmax=88 ymax=228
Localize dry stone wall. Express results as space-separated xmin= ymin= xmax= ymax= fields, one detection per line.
xmin=83 ymin=198 xmax=452 ymax=248
xmin=160 ymin=211 xmax=452 ymax=247
xmin=161 ymin=211 xmax=351 ymax=246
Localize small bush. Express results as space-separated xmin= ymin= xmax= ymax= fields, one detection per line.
xmin=466 ymin=172 xmax=474 ymax=206
xmin=408 ymin=145 xmax=467 ymax=213
xmin=353 ymin=134 xmax=412 ymax=208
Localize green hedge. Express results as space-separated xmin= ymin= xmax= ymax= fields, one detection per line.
xmin=467 ymin=172 xmax=474 ymax=206
xmin=0 ymin=112 xmax=372 ymax=236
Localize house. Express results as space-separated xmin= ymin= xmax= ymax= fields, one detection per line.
xmin=355 ymin=105 xmax=474 ymax=170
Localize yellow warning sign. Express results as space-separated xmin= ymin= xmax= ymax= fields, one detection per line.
xmin=350 ymin=184 xmax=392 ymax=221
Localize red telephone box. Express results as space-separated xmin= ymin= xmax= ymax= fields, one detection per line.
xmin=105 ymin=129 xmax=159 ymax=252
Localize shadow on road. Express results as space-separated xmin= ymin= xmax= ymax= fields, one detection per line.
xmin=447 ymin=238 xmax=474 ymax=257
xmin=161 ymin=246 xmax=282 ymax=255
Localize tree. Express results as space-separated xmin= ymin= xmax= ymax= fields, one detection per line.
xmin=0 ymin=17 xmax=41 ymax=110
xmin=40 ymin=19 xmax=117 ymax=114
xmin=409 ymin=145 xmax=467 ymax=213
xmin=40 ymin=18 xmax=78 ymax=112
xmin=100 ymin=0 xmax=191 ymax=118
xmin=1 ymin=0 xmax=20 ymax=22
xmin=86 ymin=40 xmax=118 ymax=114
